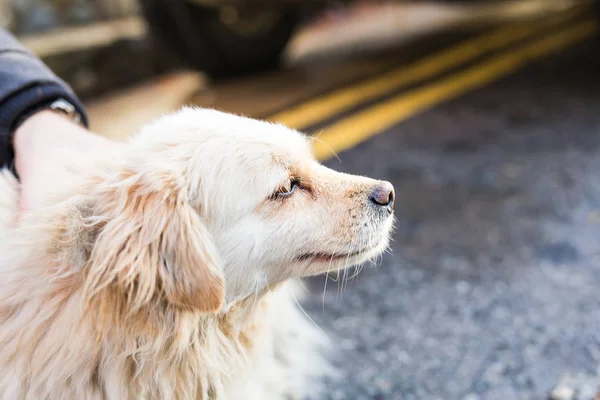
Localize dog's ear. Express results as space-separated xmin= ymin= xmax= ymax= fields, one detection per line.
xmin=81 ymin=170 xmax=224 ymax=315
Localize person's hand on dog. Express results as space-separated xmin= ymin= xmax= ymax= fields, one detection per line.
xmin=13 ymin=111 xmax=117 ymax=212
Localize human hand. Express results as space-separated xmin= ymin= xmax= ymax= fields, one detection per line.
xmin=13 ymin=111 xmax=117 ymax=212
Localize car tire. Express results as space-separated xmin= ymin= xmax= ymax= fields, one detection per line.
xmin=139 ymin=0 xmax=298 ymax=79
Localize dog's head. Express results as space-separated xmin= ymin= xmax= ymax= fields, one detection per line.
xmin=75 ymin=108 xmax=394 ymax=315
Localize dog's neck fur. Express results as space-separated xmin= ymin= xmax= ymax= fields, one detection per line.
xmin=0 ymin=223 xmax=275 ymax=399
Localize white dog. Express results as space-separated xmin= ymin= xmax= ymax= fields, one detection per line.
xmin=0 ymin=108 xmax=394 ymax=399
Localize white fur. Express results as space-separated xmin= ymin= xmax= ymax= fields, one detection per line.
xmin=0 ymin=108 xmax=393 ymax=399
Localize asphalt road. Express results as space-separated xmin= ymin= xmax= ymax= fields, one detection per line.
xmin=298 ymin=17 xmax=600 ymax=400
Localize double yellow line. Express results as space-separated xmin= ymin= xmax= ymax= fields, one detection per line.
xmin=268 ymin=8 xmax=597 ymax=161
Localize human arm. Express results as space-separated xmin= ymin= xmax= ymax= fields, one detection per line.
xmin=0 ymin=28 xmax=89 ymax=169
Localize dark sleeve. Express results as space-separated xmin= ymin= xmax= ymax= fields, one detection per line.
xmin=0 ymin=29 xmax=89 ymax=169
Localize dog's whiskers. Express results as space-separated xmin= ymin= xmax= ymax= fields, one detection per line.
xmin=324 ymin=237 xmax=343 ymax=306
xmin=322 ymin=272 xmax=329 ymax=315
xmin=288 ymin=288 xmax=326 ymax=336
xmin=308 ymin=134 xmax=341 ymax=163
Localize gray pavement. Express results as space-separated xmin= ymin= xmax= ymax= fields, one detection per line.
xmin=302 ymin=34 xmax=600 ymax=400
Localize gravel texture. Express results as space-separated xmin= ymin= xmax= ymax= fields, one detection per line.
xmin=301 ymin=34 xmax=600 ymax=400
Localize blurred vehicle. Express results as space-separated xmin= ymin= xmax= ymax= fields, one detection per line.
xmin=138 ymin=0 xmax=335 ymax=78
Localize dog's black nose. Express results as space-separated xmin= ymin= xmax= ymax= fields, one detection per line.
xmin=369 ymin=181 xmax=395 ymax=210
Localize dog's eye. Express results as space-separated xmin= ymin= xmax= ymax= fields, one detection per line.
xmin=273 ymin=178 xmax=301 ymax=199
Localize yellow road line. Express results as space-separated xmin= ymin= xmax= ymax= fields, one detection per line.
xmin=313 ymin=20 xmax=597 ymax=161
xmin=269 ymin=8 xmax=583 ymax=131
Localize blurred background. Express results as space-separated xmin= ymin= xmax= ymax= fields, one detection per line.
xmin=4 ymin=0 xmax=600 ymax=399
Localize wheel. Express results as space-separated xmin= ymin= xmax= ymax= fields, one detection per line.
xmin=139 ymin=0 xmax=299 ymax=78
